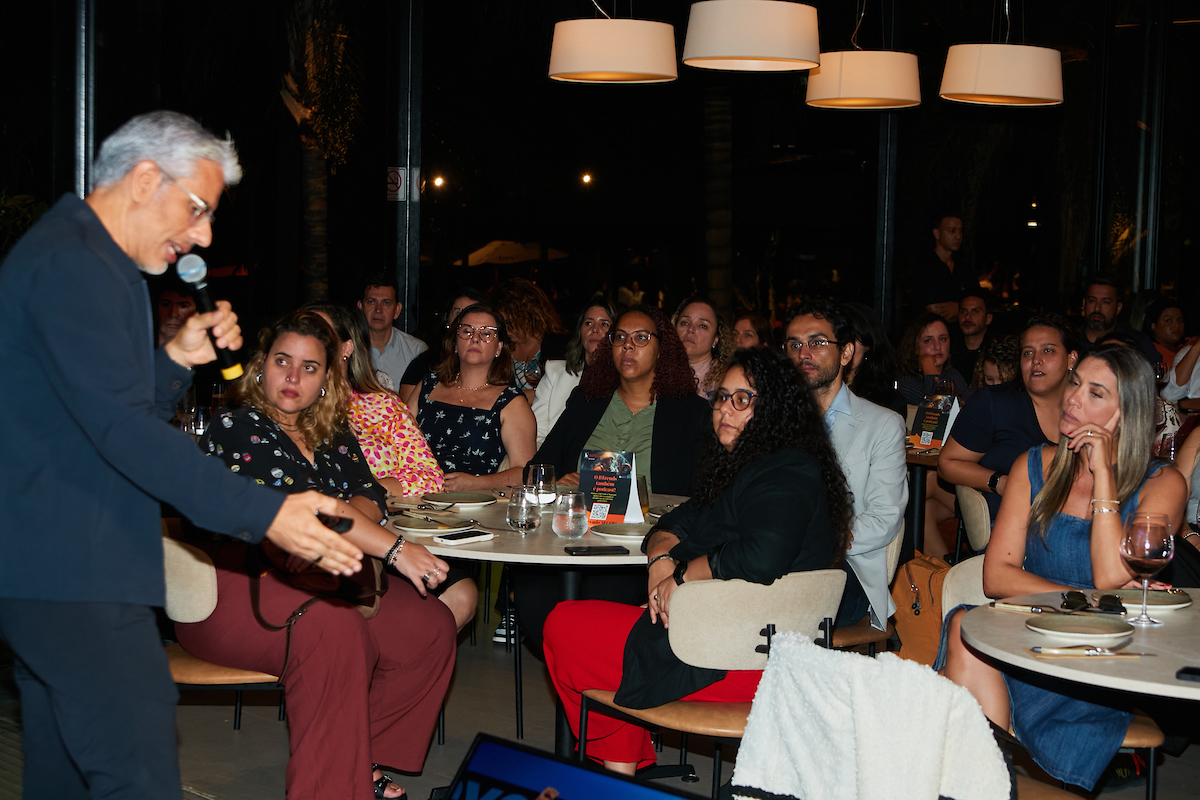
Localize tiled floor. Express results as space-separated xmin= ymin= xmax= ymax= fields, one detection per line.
xmin=2 ymin=596 xmax=1200 ymax=799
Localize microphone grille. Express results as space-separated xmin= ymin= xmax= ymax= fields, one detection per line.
xmin=176 ymin=254 xmax=208 ymax=285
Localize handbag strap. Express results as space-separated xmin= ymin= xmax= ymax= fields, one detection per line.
xmin=245 ymin=547 xmax=326 ymax=685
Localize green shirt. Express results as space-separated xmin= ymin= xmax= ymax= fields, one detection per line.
xmin=584 ymin=393 xmax=657 ymax=492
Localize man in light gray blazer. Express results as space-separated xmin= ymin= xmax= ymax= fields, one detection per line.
xmin=786 ymin=302 xmax=908 ymax=630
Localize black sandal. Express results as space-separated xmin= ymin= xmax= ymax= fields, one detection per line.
xmin=373 ymin=764 xmax=407 ymax=800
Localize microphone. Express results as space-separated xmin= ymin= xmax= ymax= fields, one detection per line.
xmin=176 ymin=254 xmax=244 ymax=380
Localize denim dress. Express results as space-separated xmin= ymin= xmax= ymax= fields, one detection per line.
xmin=1003 ymin=445 xmax=1162 ymax=790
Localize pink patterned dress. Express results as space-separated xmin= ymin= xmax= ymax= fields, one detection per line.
xmin=348 ymin=390 xmax=445 ymax=495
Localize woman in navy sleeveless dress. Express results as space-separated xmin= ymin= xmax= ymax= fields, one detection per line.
xmin=941 ymin=346 xmax=1186 ymax=790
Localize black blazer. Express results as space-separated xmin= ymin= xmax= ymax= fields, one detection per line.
xmin=533 ymin=387 xmax=710 ymax=496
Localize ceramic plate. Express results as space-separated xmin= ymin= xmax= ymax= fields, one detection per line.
xmin=647 ymin=506 xmax=679 ymax=519
xmin=387 ymin=495 xmax=429 ymax=509
xmin=391 ymin=517 xmax=475 ymax=536
xmin=1093 ymin=589 xmax=1192 ymax=610
xmin=1026 ymin=615 xmax=1135 ymax=642
xmin=592 ymin=523 xmax=653 ymax=540
xmin=422 ymin=492 xmax=496 ymax=508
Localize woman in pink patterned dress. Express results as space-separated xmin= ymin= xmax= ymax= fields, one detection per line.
xmin=304 ymin=302 xmax=478 ymax=630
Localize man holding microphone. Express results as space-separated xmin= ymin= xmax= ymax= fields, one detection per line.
xmin=0 ymin=111 xmax=362 ymax=799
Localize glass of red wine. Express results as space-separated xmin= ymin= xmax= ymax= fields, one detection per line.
xmin=1119 ymin=512 xmax=1174 ymax=626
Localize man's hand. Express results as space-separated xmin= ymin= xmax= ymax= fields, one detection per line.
xmin=164 ymin=299 xmax=243 ymax=369
xmin=265 ymin=492 xmax=364 ymax=576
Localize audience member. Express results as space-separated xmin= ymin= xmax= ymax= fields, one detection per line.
xmin=842 ymin=301 xmax=905 ymax=416
xmin=410 ymin=303 xmax=536 ymax=490
xmin=176 ymin=310 xmax=455 ymax=800
xmin=785 ymin=301 xmax=907 ymax=629
xmin=399 ymin=288 xmax=489 ymax=401
xmin=941 ymin=314 xmax=1079 ymax=523
xmin=1077 ymin=276 xmax=1160 ymax=366
xmin=672 ymin=295 xmax=735 ymax=396
xmin=1163 ymin=334 xmax=1200 ymax=412
xmin=1145 ymin=298 xmax=1186 ymax=365
xmin=542 ymin=347 xmax=851 ymax=775
xmin=359 ymin=272 xmax=428 ymax=389
xmin=732 ymin=312 xmax=772 ymax=349
xmin=913 ymin=212 xmax=976 ymax=322
xmin=971 ymin=336 xmax=1020 ymax=389
xmin=952 ymin=289 xmax=994 ymax=380
xmin=156 ymin=283 xmax=197 ymax=346
xmin=531 ymin=298 xmax=616 ymax=447
xmin=490 ymin=277 xmax=568 ymax=397
xmin=897 ymin=312 xmax=972 ymax=405
xmin=940 ymin=345 xmax=1185 ymax=792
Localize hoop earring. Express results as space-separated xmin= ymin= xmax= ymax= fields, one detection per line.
xmin=255 ymin=373 xmax=262 ymax=384
xmin=320 ymin=387 xmax=326 ymax=397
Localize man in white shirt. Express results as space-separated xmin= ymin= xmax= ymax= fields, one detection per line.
xmin=785 ymin=301 xmax=908 ymax=629
xmin=358 ymin=273 xmax=428 ymax=389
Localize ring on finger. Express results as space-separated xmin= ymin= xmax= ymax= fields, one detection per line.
xmin=422 ymin=573 xmax=430 ymax=582
xmin=313 ymin=554 xmax=323 ymax=564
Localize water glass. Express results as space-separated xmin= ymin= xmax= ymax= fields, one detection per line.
xmin=524 ymin=463 xmax=557 ymax=506
xmin=506 ymin=486 xmax=542 ymax=534
xmin=552 ymin=491 xmax=588 ymax=539
xmin=1120 ymin=512 xmax=1174 ymax=626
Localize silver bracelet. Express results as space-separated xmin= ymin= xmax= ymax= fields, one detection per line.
xmin=1183 ymin=532 xmax=1200 ymax=541
xmin=384 ymin=535 xmax=405 ymax=567
xmin=1092 ymin=507 xmax=1119 ymax=515
xmin=647 ymin=553 xmax=677 ymax=569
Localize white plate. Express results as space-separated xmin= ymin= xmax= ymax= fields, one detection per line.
xmin=422 ymin=492 xmax=497 ymax=508
xmin=592 ymin=523 xmax=653 ymax=540
xmin=391 ymin=518 xmax=475 ymax=536
xmin=1093 ymin=589 xmax=1193 ymax=611
xmin=1025 ymin=614 xmax=1135 ymax=642
xmin=647 ymin=505 xmax=679 ymax=519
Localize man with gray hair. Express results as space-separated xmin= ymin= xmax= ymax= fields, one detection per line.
xmin=0 ymin=111 xmax=363 ymax=798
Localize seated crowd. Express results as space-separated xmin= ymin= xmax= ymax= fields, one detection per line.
xmin=165 ymin=268 xmax=1198 ymax=797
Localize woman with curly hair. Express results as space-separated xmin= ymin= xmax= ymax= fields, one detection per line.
xmin=897 ymin=312 xmax=972 ymax=405
xmin=490 ymin=277 xmax=569 ymax=397
xmin=673 ymin=295 xmax=735 ymax=397
xmin=542 ymin=348 xmax=852 ymax=774
xmin=972 ymin=336 xmax=1021 ymax=389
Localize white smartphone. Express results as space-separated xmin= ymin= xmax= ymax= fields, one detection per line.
xmin=432 ymin=530 xmax=495 ymax=546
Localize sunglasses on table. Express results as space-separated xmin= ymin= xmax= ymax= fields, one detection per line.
xmin=1061 ymin=590 xmax=1126 ymax=615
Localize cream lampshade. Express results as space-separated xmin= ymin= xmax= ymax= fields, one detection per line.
xmin=939 ymin=43 xmax=1063 ymax=106
xmin=806 ymin=50 xmax=921 ymax=108
xmin=548 ymin=19 xmax=677 ymax=83
xmin=682 ymin=0 xmax=819 ymax=72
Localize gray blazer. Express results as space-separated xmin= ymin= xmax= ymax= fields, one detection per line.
xmin=829 ymin=387 xmax=909 ymax=629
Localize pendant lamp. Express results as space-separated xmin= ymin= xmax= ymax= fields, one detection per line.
xmin=939 ymin=43 xmax=1063 ymax=106
xmin=806 ymin=50 xmax=920 ymax=108
xmin=682 ymin=0 xmax=820 ymax=72
xmin=548 ymin=18 xmax=677 ymax=83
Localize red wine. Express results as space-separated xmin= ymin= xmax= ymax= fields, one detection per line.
xmin=1124 ymin=556 xmax=1169 ymax=578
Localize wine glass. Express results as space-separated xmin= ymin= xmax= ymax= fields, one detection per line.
xmin=552 ymin=491 xmax=588 ymax=539
xmin=1119 ymin=512 xmax=1174 ymax=626
xmin=523 ymin=463 xmax=557 ymax=506
xmin=506 ymin=486 xmax=542 ymax=534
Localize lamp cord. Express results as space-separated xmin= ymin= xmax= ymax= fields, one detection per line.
xmin=851 ymin=0 xmax=866 ymax=50
xmin=591 ymin=0 xmax=611 ymax=19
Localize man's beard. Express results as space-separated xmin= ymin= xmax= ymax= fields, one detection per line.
xmin=1084 ymin=314 xmax=1112 ymax=332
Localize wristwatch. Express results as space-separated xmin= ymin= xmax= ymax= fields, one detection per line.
xmin=673 ymin=560 xmax=688 ymax=586
xmin=988 ymin=471 xmax=1003 ymax=494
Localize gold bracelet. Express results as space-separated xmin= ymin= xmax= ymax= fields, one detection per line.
xmin=1092 ymin=507 xmax=1119 ymax=515
xmin=1090 ymin=499 xmax=1119 ymax=506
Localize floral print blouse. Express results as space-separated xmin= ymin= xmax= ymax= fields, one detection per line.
xmin=415 ymin=373 xmax=522 ymax=475
xmin=348 ymin=390 xmax=444 ymax=495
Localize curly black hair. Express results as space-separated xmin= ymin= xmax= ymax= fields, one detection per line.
xmin=691 ymin=348 xmax=853 ymax=568
xmin=580 ymin=305 xmax=697 ymax=401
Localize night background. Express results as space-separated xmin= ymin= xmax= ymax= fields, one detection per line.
xmin=1 ymin=0 xmax=1196 ymax=343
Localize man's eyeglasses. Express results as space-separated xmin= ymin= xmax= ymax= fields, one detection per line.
xmin=784 ymin=338 xmax=839 ymax=353
xmin=610 ymin=330 xmax=657 ymax=348
xmin=457 ymin=324 xmax=498 ymax=343
xmin=707 ymin=389 xmax=757 ymax=412
xmin=160 ymin=169 xmax=215 ymax=226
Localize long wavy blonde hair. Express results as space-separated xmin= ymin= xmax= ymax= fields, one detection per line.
xmin=233 ymin=311 xmax=350 ymax=452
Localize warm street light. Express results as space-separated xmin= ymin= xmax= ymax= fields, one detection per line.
xmin=433 ymin=176 xmax=445 ymax=187
xmin=582 ymin=174 xmax=592 ymax=184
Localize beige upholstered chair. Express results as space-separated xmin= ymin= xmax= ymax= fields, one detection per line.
xmin=956 ymin=484 xmax=993 ymax=553
xmin=941 ymin=554 xmax=990 ymax=615
xmin=579 ymin=569 xmax=846 ymax=798
xmin=831 ymin=522 xmax=905 ymax=655
xmin=162 ymin=536 xmax=280 ymax=729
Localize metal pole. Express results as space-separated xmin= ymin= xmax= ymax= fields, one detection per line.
xmin=873 ymin=0 xmax=898 ymax=332
xmin=1141 ymin=0 xmax=1169 ymax=292
xmin=1088 ymin=0 xmax=1111 ymax=282
xmin=391 ymin=0 xmax=423 ymax=331
xmin=74 ymin=0 xmax=94 ymax=197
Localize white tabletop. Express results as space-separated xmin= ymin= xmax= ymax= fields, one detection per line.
xmin=959 ymin=590 xmax=1200 ymax=702
xmin=387 ymin=492 xmax=688 ymax=566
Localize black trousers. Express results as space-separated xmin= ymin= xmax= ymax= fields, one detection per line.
xmin=0 ymin=599 xmax=181 ymax=800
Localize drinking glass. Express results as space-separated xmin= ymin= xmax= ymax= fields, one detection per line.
xmin=1155 ymin=432 xmax=1178 ymax=464
xmin=1119 ymin=512 xmax=1174 ymax=626
xmin=523 ymin=463 xmax=557 ymax=506
xmin=552 ymin=491 xmax=588 ymax=539
xmin=506 ymin=486 xmax=542 ymax=534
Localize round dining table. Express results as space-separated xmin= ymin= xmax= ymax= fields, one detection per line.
xmin=959 ymin=590 xmax=1200 ymax=702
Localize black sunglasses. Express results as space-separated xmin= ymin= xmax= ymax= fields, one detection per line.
xmin=1061 ymin=590 xmax=1126 ymax=615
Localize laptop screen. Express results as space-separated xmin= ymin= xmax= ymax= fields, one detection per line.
xmin=446 ymin=734 xmax=702 ymax=800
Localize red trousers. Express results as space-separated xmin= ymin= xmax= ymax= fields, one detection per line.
xmin=543 ymin=600 xmax=763 ymax=767
xmin=176 ymin=566 xmax=456 ymax=799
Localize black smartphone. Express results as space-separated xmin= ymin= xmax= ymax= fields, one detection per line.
xmin=316 ymin=512 xmax=352 ymax=533
xmin=1176 ymin=666 xmax=1200 ymax=682
xmin=565 ymin=545 xmax=630 ymax=556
